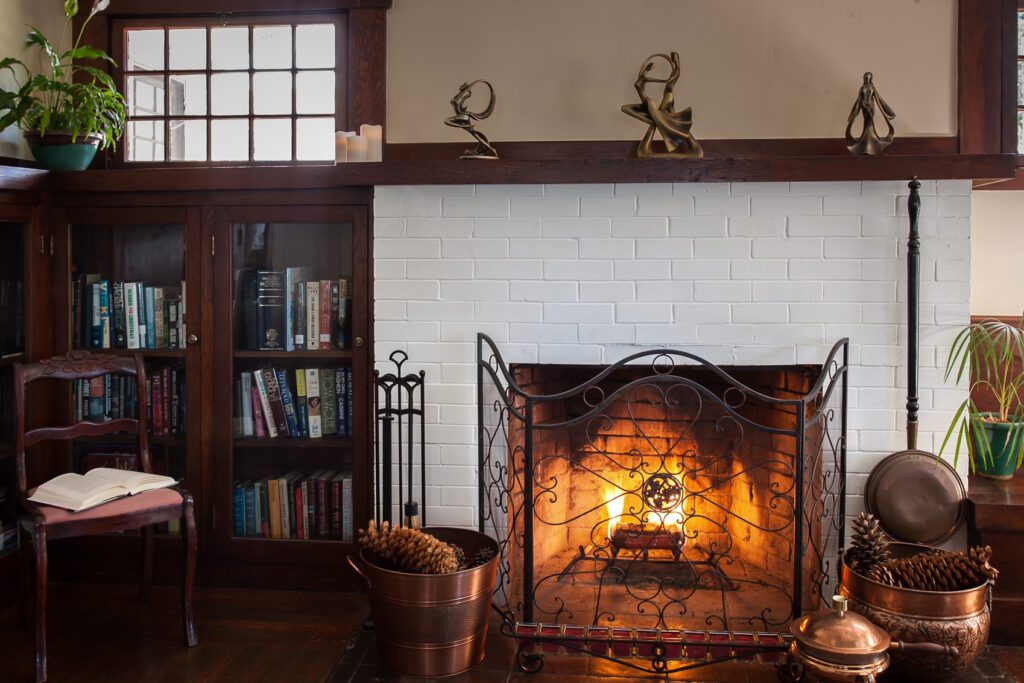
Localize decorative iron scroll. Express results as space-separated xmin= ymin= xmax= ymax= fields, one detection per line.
xmin=477 ymin=335 xmax=849 ymax=675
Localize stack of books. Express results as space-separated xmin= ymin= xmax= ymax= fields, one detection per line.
xmin=234 ymin=367 xmax=353 ymax=439
xmin=232 ymin=469 xmax=353 ymax=540
xmin=72 ymin=366 xmax=186 ymax=436
xmin=72 ymin=275 xmax=186 ymax=350
xmin=235 ymin=268 xmax=350 ymax=352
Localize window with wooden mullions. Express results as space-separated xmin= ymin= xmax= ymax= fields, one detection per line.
xmin=117 ymin=18 xmax=342 ymax=164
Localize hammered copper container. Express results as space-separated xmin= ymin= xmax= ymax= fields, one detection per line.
xmin=349 ymin=527 xmax=500 ymax=678
xmin=841 ymin=544 xmax=991 ymax=680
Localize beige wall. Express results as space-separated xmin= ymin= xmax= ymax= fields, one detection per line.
xmin=0 ymin=0 xmax=68 ymax=159
xmin=386 ymin=0 xmax=957 ymax=143
xmin=971 ymin=191 xmax=1024 ymax=317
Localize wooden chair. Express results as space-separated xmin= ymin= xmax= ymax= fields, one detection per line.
xmin=13 ymin=352 xmax=197 ymax=682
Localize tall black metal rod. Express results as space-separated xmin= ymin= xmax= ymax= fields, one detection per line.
xmin=381 ymin=413 xmax=394 ymax=525
xmin=523 ymin=399 xmax=535 ymax=623
xmin=374 ymin=370 xmax=381 ymax=521
xmin=397 ymin=365 xmax=404 ymax=523
xmin=477 ymin=335 xmax=486 ymax=533
xmin=840 ymin=341 xmax=849 ymax=549
xmin=793 ymin=405 xmax=805 ymax=617
xmin=419 ymin=370 xmax=426 ymax=528
xmin=907 ymin=178 xmax=922 ymax=450
xmin=406 ymin=382 xmax=415 ymax=513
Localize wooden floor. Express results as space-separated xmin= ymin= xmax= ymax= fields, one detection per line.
xmin=2 ymin=582 xmax=1023 ymax=682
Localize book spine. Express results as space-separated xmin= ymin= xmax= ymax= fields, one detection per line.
xmin=330 ymin=477 xmax=342 ymax=539
xmin=330 ymin=280 xmax=340 ymax=351
xmin=336 ymin=367 xmax=346 ymax=439
xmin=295 ymin=369 xmax=308 ymax=438
xmin=104 ymin=375 xmax=112 ymax=420
xmin=342 ymin=473 xmax=353 ymax=542
xmin=99 ymin=281 xmax=111 ymax=348
xmin=151 ymin=372 xmax=163 ymax=435
xmin=335 ymin=278 xmax=348 ymax=349
xmin=306 ymin=281 xmax=319 ymax=351
xmin=305 ymin=369 xmax=322 ymax=438
xmin=295 ymin=282 xmax=306 ymax=350
xmin=88 ymin=376 xmax=104 ymax=421
xmin=153 ymin=288 xmax=165 ymax=349
xmin=317 ymin=476 xmax=329 ymax=537
xmin=144 ymin=287 xmax=155 ymax=349
xmin=170 ymin=367 xmax=180 ymax=435
xmin=168 ymin=299 xmax=179 ymax=349
xmin=251 ymin=385 xmax=267 ymax=438
xmin=136 ymin=284 xmax=147 ymax=349
xmin=301 ymin=479 xmax=312 ymax=539
xmin=240 ymin=372 xmax=254 ymax=436
xmin=233 ymin=378 xmax=243 ymax=436
xmin=294 ymin=482 xmax=305 ymax=539
xmin=262 ymin=368 xmax=290 ymax=437
xmin=278 ymin=477 xmax=291 ymax=539
xmin=267 ymin=477 xmax=281 ymax=539
xmin=244 ymin=483 xmax=257 ymax=538
xmin=346 ymin=368 xmax=353 ymax=438
xmin=125 ymin=283 xmax=140 ymax=349
xmin=255 ymin=271 xmax=285 ymax=351
xmin=162 ymin=367 xmax=171 ymax=435
xmin=276 ymin=369 xmax=300 ymax=438
xmin=112 ymin=282 xmax=127 ymax=348
xmin=252 ymin=371 xmax=278 ymax=438
xmin=258 ymin=480 xmax=270 ymax=538
xmin=179 ymin=279 xmax=186 ymax=350
xmin=233 ymin=482 xmax=245 ymax=537
xmin=320 ymin=368 xmax=337 ymax=436
xmin=319 ymin=279 xmax=332 ymax=350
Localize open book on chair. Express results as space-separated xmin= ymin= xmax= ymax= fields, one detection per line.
xmin=28 ymin=468 xmax=177 ymax=512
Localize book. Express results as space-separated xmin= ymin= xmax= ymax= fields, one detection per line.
xmin=153 ymin=288 xmax=165 ymax=349
xmin=98 ymin=281 xmax=111 ymax=348
xmin=252 ymin=370 xmax=278 ymax=438
xmin=319 ymin=279 xmax=332 ymax=350
xmin=179 ymin=279 xmax=187 ymax=350
xmin=112 ymin=281 xmax=127 ymax=348
xmin=320 ymin=368 xmax=337 ymax=436
xmin=254 ymin=271 xmax=285 ymax=351
xmin=295 ymin=282 xmax=306 ymax=349
xmin=262 ymin=368 xmax=290 ymax=437
xmin=305 ymin=368 xmax=322 ymax=438
xmin=276 ymin=369 xmax=300 ymax=438
xmin=294 ymin=480 xmax=305 ymax=539
xmin=240 ymin=372 xmax=254 ymax=436
xmin=335 ymin=367 xmax=346 ymax=438
xmin=285 ymin=267 xmax=312 ymax=352
xmin=144 ymin=287 xmax=156 ymax=349
xmin=330 ymin=471 xmax=343 ymax=539
xmin=346 ymin=367 xmax=353 ymax=438
xmin=279 ymin=471 xmax=301 ymax=539
xmin=257 ymin=478 xmax=271 ymax=538
xmin=233 ymin=482 xmax=246 ymax=537
xmin=316 ymin=470 xmax=335 ymax=538
xmin=125 ymin=282 xmax=140 ymax=349
xmin=341 ymin=469 xmax=353 ymax=542
xmin=244 ymin=482 xmax=257 ymax=538
xmin=233 ymin=379 xmax=243 ymax=436
xmin=294 ymin=369 xmax=308 ymax=438
xmin=335 ymin=278 xmax=349 ymax=349
xmin=267 ymin=474 xmax=282 ymax=539
xmin=251 ymin=385 xmax=267 ymax=438
xmin=168 ymin=299 xmax=179 ymax=348
xmin=305 ymin=281 xmax=320 ymax=351
xmin=136 ymin=284 xmax=148 ymax=349
xmin=27 ymin=468 xmax=176 ymax=512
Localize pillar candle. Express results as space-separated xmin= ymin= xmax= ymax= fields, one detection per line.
xmin=335 ymin=131 xmax=353 ymax=163
xmin=347 ymin=134 xmax=369 ymax=162
xmin=360 ymin=124 xmax=383 ymax=162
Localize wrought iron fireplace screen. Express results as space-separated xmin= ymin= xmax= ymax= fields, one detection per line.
xmin=477 ymin=334 xmax=849 ymax=641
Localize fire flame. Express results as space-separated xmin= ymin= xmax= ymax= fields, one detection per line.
xmin=605 ymin=487 xmax=686 ymax=540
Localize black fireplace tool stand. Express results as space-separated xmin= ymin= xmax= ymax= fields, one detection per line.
xmin=373 ymin=350 xmax=426 ymax=527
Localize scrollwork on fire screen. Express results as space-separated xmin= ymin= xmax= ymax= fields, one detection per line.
xmin=478 ymin=335 xmax=849 ymax=637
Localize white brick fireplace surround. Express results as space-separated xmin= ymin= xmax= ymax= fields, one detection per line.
xmin=373 ymin=180 xmax=972 ymax=529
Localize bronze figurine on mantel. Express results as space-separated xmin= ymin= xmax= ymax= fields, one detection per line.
xmin=846 ymin=72 xmax=895 ymax=155
xmin=444 ymin=79 xmax=499 ymax=160
xmin=622 ymin=51 xmax=703 ymax=159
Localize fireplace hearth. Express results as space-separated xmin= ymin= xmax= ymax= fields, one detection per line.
xmin=477 ymin=333 xmax=849 ymax=670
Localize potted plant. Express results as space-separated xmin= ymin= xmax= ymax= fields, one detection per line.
xmin=941 ymin=316 xmax=1024 ymax=479
xmin=0 ymin=0 xmax=125 ymax=171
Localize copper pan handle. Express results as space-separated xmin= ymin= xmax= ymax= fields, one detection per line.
xmin=890 ymin=641 xmax=959 ymax=658
xmin=347 ymin=554 xmax=371 ymax=589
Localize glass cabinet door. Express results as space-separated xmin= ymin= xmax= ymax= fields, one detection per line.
xmin=59 ymin=208 xmax=201 ymax=534
xmin=215 ymin=206 xmax=367 ymax=549
xmin=0 ymin=218 xmax=27 ymax=557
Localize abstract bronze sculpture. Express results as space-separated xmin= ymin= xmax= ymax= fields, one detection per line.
xmin=622 ymin=52 xmax=703 ymax=159
xmin=444 ymin=79 xmax=498 ymax=160
xmin=846 ymin=72 xmax=895 ymax=155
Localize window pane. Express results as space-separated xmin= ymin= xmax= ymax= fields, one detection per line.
xmin=296 ymin=71 xmax=334 ymax=115
xmin=296 ymin=117 xmax=334 ymax=160
xmin=168 ymin=29 xmax=207 ymax=70
xmin=211 ymin=73 xmax=250 ymax=115
xmin=127 ymin=30 xmax=164 ymax=71
xmin=253 ymin=26 xmax=292 ymax=70
xmin=211 ymin=119 xmax=249 ymax=161
xmin=295 ymin=24 xmax=335 ymax=69
xmin=169 ymin=75 xmax=207 ymax=116
xmin=1018 ymin=111 xmax=1024 ymax=155
xmin=1019 ymin=61 xmax=1024 ymax=107
xmin=253 ymin=72 xmax=292 ymax=115
xmin=127 ymin=120 xmax=166 ymax=162
xmin=127 ymin=75 xmax=166 ymax=116
xmin=1019 ymin=12 xmax=1024 ymax=55
xmin=254 ymin=119 xmax=292 ymax=161
xmin=169 ymin=120 xmax=207 ymax=161
xmin=211 ymin=27 xmax=249 ymax=70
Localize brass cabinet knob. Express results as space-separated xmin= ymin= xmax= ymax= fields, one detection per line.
xmin=187 ymin=334 xmax=199 ymax=345
xmin=354 ymin=336 xmax=365 ymax=348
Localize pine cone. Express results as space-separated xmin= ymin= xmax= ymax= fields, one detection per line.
xmin=849 ymin=512 xmax=891 ymax=574
xmin=866 ymin=545 xmax=998 ymax=591
xmin=357 ymin=520 xmax=460 ymax=574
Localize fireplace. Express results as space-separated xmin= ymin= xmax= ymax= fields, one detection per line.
xmin=477 ymin=334 xmax=849 ymax=641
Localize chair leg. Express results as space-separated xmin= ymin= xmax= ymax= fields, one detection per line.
xmin=182 ymin=500 xmax=198 ymax=647
xmin=33 ymin=526 xmax=48 ymax=683
xmin=18 ymin=525 xmax=32 ymax=628
xmin=139 ymin=525 xmax=154 ymax=604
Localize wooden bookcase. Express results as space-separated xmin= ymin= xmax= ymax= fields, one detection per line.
xmin=43 ymin=191 xmax=373 ymax=591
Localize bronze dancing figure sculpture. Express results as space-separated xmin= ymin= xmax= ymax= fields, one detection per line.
xmin=622 ymin=52 xmax=703 ymax=159
xmin=444 ymin=79 xmax=498 ymax=160
xmin=846 ymin=72 xmax=895 ymax=155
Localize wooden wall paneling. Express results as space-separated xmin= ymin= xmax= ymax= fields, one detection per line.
xmin=347 ymin=8 xmax=387 ymax=136
xmin=1002 ymin=0 xmax=1019 ymax=155
xmin=960 ymin=0 xmax=1006 ymax=154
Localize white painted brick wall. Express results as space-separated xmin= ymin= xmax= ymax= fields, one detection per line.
xmin=373 ymin=181 xmax=972 ymax=529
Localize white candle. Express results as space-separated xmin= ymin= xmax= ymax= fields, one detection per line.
xmin=334 ymin=131 xmax=350 ymax=163
xmin=360 ymin=124 xmax=383 ymax=162
xmin=348 ymin=134 xmax=369 ymax=162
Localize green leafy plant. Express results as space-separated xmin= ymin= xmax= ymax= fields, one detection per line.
xmin=0 ymin=0 xmax=124 ymax=149
xmin=940 ymin=316 xmax=1024 ymax=471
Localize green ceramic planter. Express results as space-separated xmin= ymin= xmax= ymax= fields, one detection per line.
xmin=24 ymin=131 xmax=102 ymax=171
xmin=971 ymin=413 xmax=1024 ymax=480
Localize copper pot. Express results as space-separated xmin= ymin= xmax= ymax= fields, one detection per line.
xmin=784 ymin=595 xmax=957 ymax=683
xmin=841 ymin=545 xmax=991 ymax=679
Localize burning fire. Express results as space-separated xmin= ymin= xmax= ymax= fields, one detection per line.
xmin=604 ymin=488 xmax=687 ymax=541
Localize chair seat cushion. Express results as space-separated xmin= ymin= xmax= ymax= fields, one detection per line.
xmin=27 ymin=487 xmax=184 ymax=526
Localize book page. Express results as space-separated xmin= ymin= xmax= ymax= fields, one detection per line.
xmin=40 ymin=472 xmax=116 ymax=497
xmin=84 ymin=467 xmax=177 ymax=494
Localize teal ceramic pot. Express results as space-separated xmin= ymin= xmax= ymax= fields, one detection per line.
xmin=24 ymin=131 xmax=102 ymax=171
xmin=972 ymin=413 xmax=1024 ymax=480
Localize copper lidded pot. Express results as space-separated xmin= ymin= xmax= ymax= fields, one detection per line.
xmin=786 ymin=595 xmax=957 ymax=683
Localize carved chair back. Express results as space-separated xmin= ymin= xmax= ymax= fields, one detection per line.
xmin=12 ymin=352 xmax=151 ymax=508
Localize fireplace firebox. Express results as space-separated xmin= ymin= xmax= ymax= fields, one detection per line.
xmin=477 ymin=334 xmax=849 ymax=673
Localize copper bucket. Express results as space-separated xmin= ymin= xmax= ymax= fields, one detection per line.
xmin=348 ymin=527 xmax=500 ymax=678
xmin=841 ymin=543 xmax=991 ymax=680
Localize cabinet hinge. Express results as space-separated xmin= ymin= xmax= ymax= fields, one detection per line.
xmin=210 ymin=234 xmax=216 ymax=256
